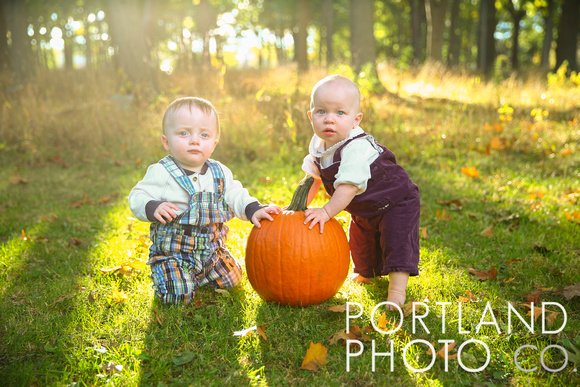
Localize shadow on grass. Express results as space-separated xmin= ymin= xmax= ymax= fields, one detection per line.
xmin=137 ymin=280 xmax=255 ymax=385
xmin=0 ymin=147 xmax=150 ymax=384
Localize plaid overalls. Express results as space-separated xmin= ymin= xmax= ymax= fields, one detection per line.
xmin=148 ymin=156 xmax=242 ymax=304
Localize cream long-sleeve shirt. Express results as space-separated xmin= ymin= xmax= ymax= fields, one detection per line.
xmin=301 ymin=126 xmax=380 ymax=195
xmin=129 ymin=159 xmax=260 ymax=223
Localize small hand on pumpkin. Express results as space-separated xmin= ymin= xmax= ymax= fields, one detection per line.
xmin=251 ymin=205 xmax=282 ymax=228
xmin=304 ymin=207 xmax=331 ymax=233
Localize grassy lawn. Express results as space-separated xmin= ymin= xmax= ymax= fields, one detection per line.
xmin=0 ymin=66 xmax=579 ymax=386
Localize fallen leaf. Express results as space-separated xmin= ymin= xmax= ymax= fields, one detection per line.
xmin=215 ymin=289 xmax=231 ymax=297
xmin=256 ymin=325 xmax=267 ymax=341
xmin=436 ymin=341 xmax=457 ymax=360
xmin=327 ymin=305 xmax=347 ymax=313
xmin=300 ymin=342 xmax=327 ymax=371
xmin=100 ymin=362 xmax=123 ymax=375
xmin=545 ymin=311 xmax=559 ymax=328
xmin=172 ymin=352 xmax=196 ymax=366
xmin=401 ymin=301 xmax=423 ymax=317
xmin=68 ymin=237 xmax=83 ymax=246
xmin=437 ymin=199 xmax=462 ymax=208
xmin=523 ymin=290 xmax=542 ymax=304
xmin=108 ymin=289 xmax=127 ymax=304
xmin=420 ymin=227 xmax=428 ymax=239
xmin=479 ymin=226 xmax=493 ymax=237
xmin=468 ymin=266 xmax=498 ymax=281
xmin=436 ymin=209 xmax=450 ymax=221
xmin=154 ymin=310 xmax=163 ymax=327
xmin=461 ymin=166 xmax=479 ymax=178
xmin=560 ymin=283 xmax=580 ymax=300
xmin=9 ymin=173 xmax=28 ymax=185
xmin=377 ymin=312 xmax=389 ymax=330
xmin=458 ymin=296 xmax=471 ymax=303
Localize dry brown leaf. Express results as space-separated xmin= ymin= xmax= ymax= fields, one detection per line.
xmin=256 ymin=325 xmax=267 ymax=341
xmin=437 ymin=199 xmax=463 ymax=208
xmin=561 ymin=283 xmax=580 ymax=300
xmin=523 ymin=290 xmax=542 ymax=304
xmin=468 ymin=266 xmax=498 ymax=281
xmin=154 ymin=310 xmax=163 ymax=327
xmin=9 ymin=173 xmax=28 ymax=185
xmin=436 ymin=341 xmax=457 ymax=360
xmin=479 ymin=226 xmax=494 ymax=237
xmin=300 ymin=342 xmax=327 ymax=371
xmin=457 ymin=296 xmax=471 ymax=303
xmin=327 ymin=305 xmax=347 ymax=313
xmin=68 ymin=237 xmax=83 ymax=246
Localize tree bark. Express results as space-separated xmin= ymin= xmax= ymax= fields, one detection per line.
xmin=294 ymin=0 xmax=309 ymax=73
xmin=555 ymin=0 xmax=579 ymax=73
xmin=540 ymin=0 xmax=555 ymax=70
xmin=477 ymin=0 xmax=496 ymax=75
xmin=106 ymin=0 xmax=155 ymax=92
xmin=1 ymin=0 xmax=33 ymax=83
xmin=409 ymin=0 xmax=426 ymax=63
xmin=322 ymin=0 xmax=334 ymax=67
xmin=425 ymin=0 xmax=448 ymax=63
xmin=349 ymin=0 xmax=376 ymax=73
xmin=447 ymin=0 xmax=460 ymax=66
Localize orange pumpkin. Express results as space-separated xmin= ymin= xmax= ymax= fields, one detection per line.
xmin=245 ymin=175 xmax=350 ymax=307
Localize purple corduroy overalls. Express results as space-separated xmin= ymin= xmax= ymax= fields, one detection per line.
xmin=314 ymin=133 xmax=420 ymax=277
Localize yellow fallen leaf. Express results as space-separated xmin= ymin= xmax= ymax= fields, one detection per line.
xmin=479 ymin=226 xmax=493 ymax=237
xmin=300 ymin=342 xmax=327 ymax=371
xmin=461 ymin=166 xmax=479 ymax=178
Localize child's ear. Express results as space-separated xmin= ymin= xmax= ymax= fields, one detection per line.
xmin=307 ymin=110 xmax=313 ymax=121
xmin=354 ymin=112 xmax=363 ymax=127
xmin=161 ymin=135 xmax=170 ymax=150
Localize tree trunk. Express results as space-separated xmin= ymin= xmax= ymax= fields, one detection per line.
xmin=295 ymin=0 xmax=309 ymax=73
xmin=409 ymin=0 xmax=426 ymax=63
xmin=106 ymin=0 xmax=154 ymax=92
xmin=477 ymin=0 xmax=496 ymax=75
xmin=447 ymin=0 xmax=460 ymax=66
xmin=425 ymin=0 xmax=447 ymax=63
xmin=349 ymin=0 xmax=376 ymax=73
xmin=1 ymin=0 xmax=33 ymax=83
xmin=0 ymin=5 xmax=8 ymax=72
xmin=540 ymin=0 xmax=555 ymax=69
xmin=555 ymin=0 xmax=579 ymax=73
xmin=322 ymin=0 xmax=334 ymax=67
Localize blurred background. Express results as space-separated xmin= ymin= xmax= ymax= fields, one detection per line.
xmin=1 ymin=0 xmax=578 ymax=91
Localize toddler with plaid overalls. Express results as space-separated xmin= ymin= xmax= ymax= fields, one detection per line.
xmin=129 ymin=97 xmax=280 ymax=304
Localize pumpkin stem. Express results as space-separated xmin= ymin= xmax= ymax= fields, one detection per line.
xmin=286 ymin=175 xmax=315 ymax=212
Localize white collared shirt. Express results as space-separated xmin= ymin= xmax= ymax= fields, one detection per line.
xmin=129 ymin=159 xmax=257 ymax=222
xmin=302 ymin=126 xmax=380 ymax=194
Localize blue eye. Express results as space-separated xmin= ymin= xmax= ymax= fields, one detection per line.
xmin=337 ymin=111 xmax=345 ymax=116
xmin=200 ymin=133 xmax=209 ymax=138
xmin=317 ymin=109 xmax=325 ymax=114
xmin=180 ymin=131 xmax=189 ymax=136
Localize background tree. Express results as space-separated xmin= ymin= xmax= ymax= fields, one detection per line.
xmin=409 ymin=0 xmax=426 ymax=63
xmin=554 ymin=0 xmax=579 ymax=73
xmin=425 ymin=0 xmax=447 ymax=63
xmin=477 ymin=0 xmax=496 ymax=75
xmin=539 ymin=0 xmax=556 ymax=70
xmin=294 ymin=0 xmax=309 ymax=72
xmin=2 ymin=0 xmax=34 ymax=83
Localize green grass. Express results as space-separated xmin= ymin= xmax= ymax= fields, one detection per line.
xmin=0 ymin=65 xmax=579 ymax=386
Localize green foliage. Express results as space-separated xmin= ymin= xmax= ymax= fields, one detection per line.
xmin=548 ymin=61 xmax=580 ymax=89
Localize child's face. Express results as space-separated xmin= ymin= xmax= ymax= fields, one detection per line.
xmin=308 ymin=80 xmax=363 ymax=148
xmin=162 ymin=106 xmax=218 ymax=172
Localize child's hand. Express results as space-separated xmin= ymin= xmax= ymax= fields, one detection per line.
xmin=304 ymin=207 xmax=331 ymax=233
xmin=251 ymin=205 xmax=281 ymax=228
xmin=153 ymin=202 xmax=179 ymax=224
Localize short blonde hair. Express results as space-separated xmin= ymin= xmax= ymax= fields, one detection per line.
xmin=310 ymin=74 xmax=361 ymax=110
xmin=162 ymin=97 xmax=220 ymax=139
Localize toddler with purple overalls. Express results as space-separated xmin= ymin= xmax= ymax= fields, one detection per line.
xmin=302 ymin=75 xmax=420 ymax=307
xmin=129 ymin=97 xmax=280 ymax=304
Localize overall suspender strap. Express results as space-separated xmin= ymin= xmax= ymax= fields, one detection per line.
xmin=159 ymin=156 xmax=197 ymax=196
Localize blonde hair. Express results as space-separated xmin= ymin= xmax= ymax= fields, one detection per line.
xmin=310 ymin=74 xmax=361 ymax=110
xmin=162 ymin=97 xmax=220 ymax=139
